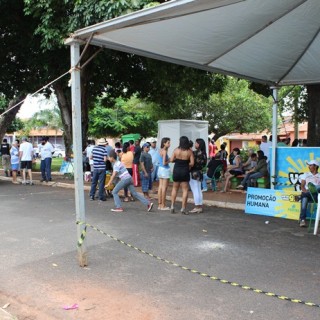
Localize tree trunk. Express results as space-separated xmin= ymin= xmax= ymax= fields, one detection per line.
xmin=0 ymin=95 xmax=26 ymax=142
xmin=53 ymin=82 xmax=73 ymax=157
xmin=53 ymin=77 xmax=90 ymax=157
xmin=306 ymin=84 xmax=320 ymax=146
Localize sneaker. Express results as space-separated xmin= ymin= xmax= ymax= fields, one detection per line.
xmin=22 ymin=181 xmax=27 ymax=185
xmin=40 ymin=179 xmax=45 ymax=182
xmin=147 ymin=202 xmax=154 ymax=212
xmin=111 ymin=208 xmax=124 ymax=212
xmin=89 ymin=196 xmax=94 ymax=201
xmin=29 ymin=181 xmax=34 ymax=185
xmin=236 ymin=185 xmax=244 ymax=189
xmin=299 ymin=220 xmax=306 ymax=227
xmin=202 ymin=189 xmax=208 ymax=192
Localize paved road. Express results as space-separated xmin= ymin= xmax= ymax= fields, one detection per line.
xmin=1 ymin=180 xmax=319 ymax=319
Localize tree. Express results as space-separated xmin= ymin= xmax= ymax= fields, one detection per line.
xmin=22 ymin=0 xmax=220 ymax=156
xmin=88 ymin=96 xmax=157 ymax=138
xmin=148 ymin=77 xmax=272 ymax=138
xmin=0 ymin=0 xmax=42 ymax=141
xmin=204 ymin=78 xmax=273 ymax=138
xmin=306 ymin=84 xmax=320 ymax=146
xmin=21 ymin=105 xmax=63 ymax=137
xmin=22 ymin=0 xmax=163 ymax=155
xmin=0 ymin=96 xmax=24 ymax=139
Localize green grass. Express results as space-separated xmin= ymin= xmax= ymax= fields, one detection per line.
xmin=0 ymin=156 xmax=64 ymax=172
xmin=32 ymin=157 xmax=64 ymax=172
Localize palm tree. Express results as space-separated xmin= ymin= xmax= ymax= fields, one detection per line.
xmin=21 ymin=107 xmax=63 ymax=144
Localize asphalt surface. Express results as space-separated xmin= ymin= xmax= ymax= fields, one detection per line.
xmin=1 ymin=179 xmax=320 ymax=319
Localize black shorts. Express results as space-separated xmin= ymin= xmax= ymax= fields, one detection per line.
xmin=229 ymin=169 xmax=243 ymax=176
xmin=20 ymin=161 xmax=32 ymax=170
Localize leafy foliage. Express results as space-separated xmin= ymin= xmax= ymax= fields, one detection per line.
xmin=207 ymin=78 xmax=272 ymax=137
xmin=278 ymin=86 xmax=307 ymax=123
xmin=24 ymin=106 xmax=62 ymax=130
xmin=0 ymin=0 xmax=43 ymax=98
xmin=88 ymin=96 xmax=157 ymax=137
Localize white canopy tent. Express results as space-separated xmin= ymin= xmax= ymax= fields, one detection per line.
xmin=67 ymin=0 xmax=320 ymax=86
xmin=65 ymin=0 xmax=320 ymax=264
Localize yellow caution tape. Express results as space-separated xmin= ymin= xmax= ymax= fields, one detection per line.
xmin=76 ymin=221 xmax=320 ymax=308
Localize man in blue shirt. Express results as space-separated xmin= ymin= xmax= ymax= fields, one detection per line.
xmin=89 ymin=138 xmax=108 ymax=201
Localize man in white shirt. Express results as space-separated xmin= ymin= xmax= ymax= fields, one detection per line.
xmin=299 ymin=160 xmax=320 ymax=227
xmin=19 ymin=137 xmax=34 ymax=185
xmin=39 ymin=137 xmax=54 ymax=182
xmin=259 ymin=135 xmax=272 ymax=161
xmin=84 ymin=140 xmax=95 ymax=174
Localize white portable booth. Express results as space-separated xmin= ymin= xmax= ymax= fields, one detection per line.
xmin=157 ymin=120 xmax=209 ymax=157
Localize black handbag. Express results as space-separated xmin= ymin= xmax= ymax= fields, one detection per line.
xmin=191 ymin=170 xmax=203 ymax=181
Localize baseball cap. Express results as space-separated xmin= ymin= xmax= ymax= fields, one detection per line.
xmin=142 ymin=143 xmax=150 ymax=148
xmin=306 ymin=160 xmax=319 ymax=166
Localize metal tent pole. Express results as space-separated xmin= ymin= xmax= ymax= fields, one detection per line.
xmin=70 ymin=41 xmax=87 ymax=266
xmin=270 ymin=86 xmax=279 ymax=190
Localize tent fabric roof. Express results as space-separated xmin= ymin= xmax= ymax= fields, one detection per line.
xmin=67 ymin=0 xmax=320 ymax=86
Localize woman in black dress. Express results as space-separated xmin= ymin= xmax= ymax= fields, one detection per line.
xmin=170 ymin=136 xmax=194 ymax=214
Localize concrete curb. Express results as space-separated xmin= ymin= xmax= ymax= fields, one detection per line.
xmin=0 ymin=176 xmax=244 ymax=211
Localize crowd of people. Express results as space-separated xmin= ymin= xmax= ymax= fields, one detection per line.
xmin=85 ymin=135 xmax=259 ymax=214
xmin=1 ymin=134 xmax=317 ymax=224
xmin=0 ymin=136 xmax=56 ymax=185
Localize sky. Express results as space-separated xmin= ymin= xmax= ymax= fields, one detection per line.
xmin=17 ymin=94 xmax=56 ymax=119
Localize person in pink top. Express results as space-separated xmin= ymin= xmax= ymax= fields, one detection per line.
xmin=208 ymin=138 xmax=218 ymax=159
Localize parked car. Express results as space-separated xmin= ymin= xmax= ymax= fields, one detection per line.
xmin=52 ymin=148 xmax=66 ymax=158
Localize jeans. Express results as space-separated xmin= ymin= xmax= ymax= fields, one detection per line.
xmin=112 ymin=177 xmax=149 ymax=208
xmin=151 ymin=165 xmax=159 ymax=182
xmin=124 ymin=168 xmax=133 ymax=197
xmin=241 ymin=172 xmax=263 ymax=188
xmin=90 ymin=169 xmax=106 ymax=200
xmin=189 ymin=178 xmax=203 ymax=205
xmin=299 ymin=185 xmax=320 ymax=221
xmin=140 ymin=171 xmax=153 ymax=192
xmin=202 ymin=173 xmax=216 ymax=190
xmin=41 ymin=157 xmax=52 ymax=181
xmin=299 ymin=192 xmax=317 ymax=221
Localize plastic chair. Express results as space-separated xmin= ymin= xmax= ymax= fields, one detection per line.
xmin=307 ymin=182 xmax=318 ymax=233
xmin=211 ymin=165 xmax=224 ymax=191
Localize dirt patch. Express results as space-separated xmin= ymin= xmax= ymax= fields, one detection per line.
xmin=0 ymin=280 xmax=167 ymax=320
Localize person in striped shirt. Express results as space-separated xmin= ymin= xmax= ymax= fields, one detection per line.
xmin=89 ymin=138 xmax=108 ymax=201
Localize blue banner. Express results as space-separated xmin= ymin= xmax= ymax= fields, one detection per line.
xmin=271 ymin=147 xmax=320 ymax=191
xmin=245 ymin=187 xmax=301 ymax=220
